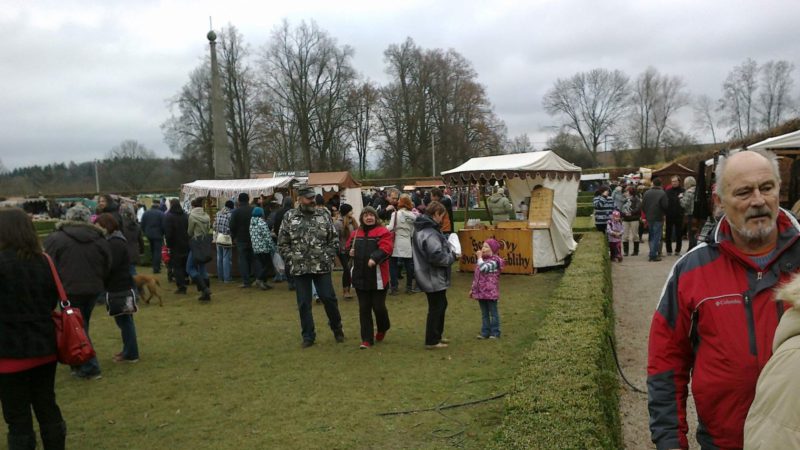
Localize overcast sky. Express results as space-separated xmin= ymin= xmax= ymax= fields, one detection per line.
xmin=1 ymin=0 xmax=798 ymax=170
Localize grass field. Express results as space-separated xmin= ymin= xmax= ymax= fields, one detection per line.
xmin=29 ymin=267 xmax=561 ymax=449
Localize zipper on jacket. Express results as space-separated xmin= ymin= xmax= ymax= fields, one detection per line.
xmin=757 ymin=272 xmax=763 ymax=281
xmin=744 ymin=294 xmax=757 ymax=356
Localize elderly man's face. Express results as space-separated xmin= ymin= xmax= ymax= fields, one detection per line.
xmin=299 ymin=196 xmax=315 ymax=206
xmin=388 ymin=192 xmax=398 ymax=204
xmin=720 ymin=152 xmax=780 ymax=247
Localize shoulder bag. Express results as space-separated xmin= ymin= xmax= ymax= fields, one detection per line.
xmin=190 ymin=233 xmax=214 ymax=263
xmin=105 ymin=289 xmax=139 ymax=316
xmin=44 ymin=254 xmax=96 ymax=366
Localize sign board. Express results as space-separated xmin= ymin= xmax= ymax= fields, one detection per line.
xmin=273 ymin=170 xmax=309 ymax=178
xmin=457 ymin=229 xmax=534 ymax=274
xmin=528 ymin=186 xmax=554 ymax=229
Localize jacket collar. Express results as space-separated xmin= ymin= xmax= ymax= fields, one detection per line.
xmin=712 ymin=209 xmax=800 ymax=270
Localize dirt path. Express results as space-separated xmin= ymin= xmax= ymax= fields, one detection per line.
xmin=612 ymin=241 xmax=697 ymax=449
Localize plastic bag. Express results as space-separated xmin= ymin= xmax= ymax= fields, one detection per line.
xmin=447 ymin=233 xmax=461 ymax=257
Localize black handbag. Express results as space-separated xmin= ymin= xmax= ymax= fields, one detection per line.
xmin=106 ymin=289 xmax=139 ymax=316
xmin=190 ymin=233 xmax=214 ymax=263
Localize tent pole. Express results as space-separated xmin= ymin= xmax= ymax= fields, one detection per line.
xmin=464 ymin=185 xmax=469 ymax=226
xmin=482 ymin=183 xmax=492 ymax=225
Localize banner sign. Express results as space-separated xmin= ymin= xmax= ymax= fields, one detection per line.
xmin=273 ymin=170 xmax=309 ymax=178
xmin=457 ymin=229 xmax=534 ymax=274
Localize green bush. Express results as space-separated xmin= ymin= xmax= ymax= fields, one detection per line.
xmin=577 ymin=192 xmax=595 ymax=202
xmin=453 ymin=209 xmax=491 ymax=222
xmin=492 ymin=232 xmax=621 ymax=449
xmin=34 ymin=220 xmax=57 ymax=234
xmin=577 ymin=203 xmax=594 ymax=217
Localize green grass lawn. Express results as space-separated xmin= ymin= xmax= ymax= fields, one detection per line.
xmin=33 ymin=268 xmax=561 ymax=449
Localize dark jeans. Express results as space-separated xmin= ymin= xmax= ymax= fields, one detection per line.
xmin=294 ymin=273 xmax=342 ymax=343
xmin=114 ymin=314 xmax=139 ymax=360
xmin=236 ymin=241 xmax=254 ymax=286
xmin=255 ymin=253 xmax=275 ymax=282
xmin=648 ymin=221 xmax=664 ymax=260
xmin=478 ymin=299 xmax=500 ymax=337
xmin=0 ymin=362 xmax=64 ymax=443
xmin=70 ymin=294 xmax=101 ymax=376
xmin=338 ymin=252 xmax=351 ymax=288
xmin=425 ymin=290 xmax=448 ymax=345
xmin=665 ymin=215 xmax=683 ymax=254
xmin=389 ymin=257 xmax=414 ymax=289
xmin=170 ymin=252 xmax=188 ymax=290
xmin=686 ymin=215 xmax=698 ymax=250
xmin=148 ymin=237 xmax=163 ymax=273
xmin=355 ymin=289 xmax=390 ymax=344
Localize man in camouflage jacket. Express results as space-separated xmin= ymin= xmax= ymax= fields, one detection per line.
xmin=278 ymin=186 xmax=344 ymax=348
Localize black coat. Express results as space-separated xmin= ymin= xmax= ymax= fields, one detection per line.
xmin=106 ymin=232 xmax=135 ymax=292
xmin=666 ymin=186 xmax=685 ymax=218
xmin=229 ymin=205 xmax=253 ymax=244
xmin=140 ymin=207 xmax=165 ymax=240
xmin=43 ymin=221 xmax=112 ymax=296
xmin=164 ymin=210 xmax=190 ymax=254
xmin=0 ymin=250 xmax=59 ymax=358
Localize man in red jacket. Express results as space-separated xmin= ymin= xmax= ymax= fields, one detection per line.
xmin=648 ymin=149 xmax=800 ymax=450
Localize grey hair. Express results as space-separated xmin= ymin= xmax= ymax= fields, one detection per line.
xmin=683 ymin=176 xmax=696 ymax=189
xmin=715 ymin=149 xmax=780 ymax=199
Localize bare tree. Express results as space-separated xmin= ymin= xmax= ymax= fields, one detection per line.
xmin=508 ymin=134 xmax=534 ymax=153
xmin=719 ymin=58 xmax=759 ymax=139
xmin=693 ymin=94 xmax=719 ymax=144
xmin=105 ymin=140 xmax=158 ymax=191
xmin=652 ymin=74 xmax=689 ymax=161
xmin=543 ymin=68 xmax=630 ymax=167
xmin=347 ymin=81 xmax=379 ymax=178
xmin=546 ymin=131 xmax=593 ymax=168
xmin=260 ymin=20 xmax=356 ymax=171
xmin=757 ymin=60 xmax=795 ymax=129
xmin=627 ymin=67 xmax=688 ymax=161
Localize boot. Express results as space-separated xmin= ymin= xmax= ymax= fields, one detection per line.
xmin=40 ymin=421 xmax=66 ymax=450
xmin=7 ymin=433 xmax=36 ymax=450
xmin=633 ymin=242 xmax=640 ymax=256
xmin=623 ymin=242 xmax=629 ymax=256
xmin=193 ymin=276 xmax=211 ymax=301
xmin=204 ymin=277 xmax=210 ymax=289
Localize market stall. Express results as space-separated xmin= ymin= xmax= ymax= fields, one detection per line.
xmin=442 ymin=151 xmax=581 ymax=272
xmin=306 ymin=171 xmax=364 ymax=218
xmin=181 ymin=176 xmax=299 ymax=201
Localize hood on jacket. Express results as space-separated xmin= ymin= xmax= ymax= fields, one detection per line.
xmin=488 ymin=193 xmax=506 ymax=204
xmin=414 ymin=214 xmax=439 ymax=232
xmin=773 ymin=275 xmax=800 ymax=351
xmin=777 ymin=274 xmax=800 ymax=309
xmin=55 ymin=220 xmax=107 ymax=243
xmin=189 ymin=207 xmax=210 ymax=224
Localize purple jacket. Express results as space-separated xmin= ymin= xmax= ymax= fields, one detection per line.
xmin=470 ymin=255 xmax=504 ymax=301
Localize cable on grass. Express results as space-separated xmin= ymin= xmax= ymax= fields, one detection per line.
xmin=376 ymin=392 xmax=507 ymax=417
xmin=608 ymin=334 xmax=646 ymax=394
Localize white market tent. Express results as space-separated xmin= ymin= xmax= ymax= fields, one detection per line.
xmin=748 ymin=130 xmax=800 ymax=150
xmin=181 ymin=177 xmax=298 ymax=200
xmin=442 ymin=151 xmax=581 ymax=268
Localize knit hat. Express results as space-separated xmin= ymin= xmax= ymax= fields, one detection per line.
xmin=611 ymin=210 xmax=621 ymax=219
xmin=484 ymin=238 xmax=500 ymax=254
xmin=339 ymin=203 xmax=353 ymax=216
xmin=66 ymin=204 xmax=92 ymax=223
xmin=360 ymin=206 xmax=378 ymax=223
xmin=252 ymin=207 xmax=264 ymax=217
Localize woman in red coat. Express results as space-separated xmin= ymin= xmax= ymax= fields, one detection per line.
xmin=347 ymin=206 xmax=394 ymax=349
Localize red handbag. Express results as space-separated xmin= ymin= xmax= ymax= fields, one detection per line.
xmin=44 ymin=254 xmax=96 ymax=366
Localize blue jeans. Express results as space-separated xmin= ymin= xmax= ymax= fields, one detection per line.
xmin=72 ymin=294 xmax=101 ymax=376
xmin=114 ymin=314 xmax=139 ymax=360
xmin=186 ymin=251 xmax=208 ymax=280
xmin=148 ymin=237 xmax=163 ymax=273
xmin=389 ymin=257 xmax=414 ymax=289
xmin=294 ymin=273 xmax=342 ymax=343
xmin=478 ymin=300 xmax=500 ymax=337
xmin=236 ymin=241 xmax=254 ymax=286
xmin=216 ymin=245 xmax=232 ymax=282
xmin=648 ymin=220 xmax=664 ymax=260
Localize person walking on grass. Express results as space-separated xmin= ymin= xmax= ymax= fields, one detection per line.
xmin=229 ymin=193 xmax=255 ymax=288
xmin=278 ymin=185 xmax=345 ymax=348
xmin=412 ymin=201 xmax=456 ymax=350
xmin=469 ymin=238 xmax=504 ymax=340
xmin=213 ymin=200 xmax=234 ymax=283
xmin=642 ymin=179 xmax=668 ymax=262
xmin=621 ymin=186 xmax=642 ymax=256
xmin=140 ymin=202 xmax=165 ymax=274
xmin=334 ymin=203 xmax=358 ymax=298
xmin=164 ymin=199 xmax=189 ymax=294
xmin=387 ymin=194 xmax=418 ymax=295
xmin=347 ymin=207 xmax=393 ymax=349
xmin=250 ymin=207 xmax=276 ymax=291
xmin=187 ymin=198 xmax=212 ymax=302
xmin=0 ymin=208 xmax=67 ymax=450
xmin=95 ymin=213 xmax=140 ymax=364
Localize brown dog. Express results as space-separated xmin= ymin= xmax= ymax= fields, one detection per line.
xmin=133 ymin=274 xmax=163 ymax=306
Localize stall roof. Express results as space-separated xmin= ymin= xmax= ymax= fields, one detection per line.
xmin=181 ymin=177 xmax=298 ymax=199
xmin=307 ymin=171 xmax=361 ymax=188
xmin=441 ymin=151 xmax=580 ymax=184
xmin=748 ymin=130 xmax=800 ymax=150
xmin=652 ymin=162 xmax=696 ymax=178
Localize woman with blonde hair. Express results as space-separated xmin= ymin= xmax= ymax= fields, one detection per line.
xmin=387 ymin=194 xmax=419 ymax=295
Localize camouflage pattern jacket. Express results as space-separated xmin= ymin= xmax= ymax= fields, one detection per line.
xmin=277 ymin=207 xmax=339 ymax=276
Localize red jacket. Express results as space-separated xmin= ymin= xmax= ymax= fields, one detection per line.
xmin=648 ymin=209 xmax=800 ymax=450
xmin=347 ymin=225 xmax=393 ymax=290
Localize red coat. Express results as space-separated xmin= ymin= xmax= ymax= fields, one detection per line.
xmin=347 ymin=225 xmax=393 ymax=290
xmin=647 ymin=210 xmax=800 ymax=450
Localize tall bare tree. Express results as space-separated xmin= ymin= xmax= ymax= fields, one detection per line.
xmin=543 ymin=68 xmax=630 ymax=167
xmin=347 ymin=81 xmax=379 ymax=178
xmin=508 ymin=134 xmax=534 ymax=153
xmin=757 ymin=60 xmax=795 ymax=130
xmin=719 ymin=58 xmax=759 ymax=139
xmin=652 ymin=73 xmax=689 ymax=161
xmin=260 ymin=20 xmax=356 ymax=171
xmin=693 ymin=94 xmax=719 ymax=144
xmin=105 ymin=140 xmax=158 ymax=191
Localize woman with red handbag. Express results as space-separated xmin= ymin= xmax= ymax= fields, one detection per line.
xmin=0 ymin=208 xmax=66 ymax=450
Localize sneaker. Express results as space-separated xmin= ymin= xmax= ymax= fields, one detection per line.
xmin=375 ymin=332 xmax=386 ymax=342
xmin=334 ymin=330 xmax=345 ymax=343
xmin=488 ymin=336 xmax=499 ymax=340
xmin=359 ymin=341 xmax=371 ymax=350
xmin=439 ymin=338 xmax=450 ymax=344
xmin=301 ymin=340 xmax=314 ymax=349
xmin=239 ymin=283 xmax=252 ymax=289
xmin=314 ymin=295 xmax=321 ymax=304
xmin=173 ymin=288 xmax=187 ymax=295
xmin=112 ymin=354 xmax=139 ymax=363
xmin=256 ymin=280 xmax=273 ymax=291
xmin=476 ymin=335 xmax=488 ymax=340
xmin=389 ymin=288 xmax=399 ymax=296
xmin=405 ymin=287 xmax=420 ymax=294
xmin=667 ymin=252 xmax=673 ymax=256
xmin=425 ymin=342 xmax=449 ymax=350
xmin=76 ymin=371 xmax=103 ymax=380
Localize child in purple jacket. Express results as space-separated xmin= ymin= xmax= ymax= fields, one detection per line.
xmin=469 ymin=238 xmax=505 ymax=339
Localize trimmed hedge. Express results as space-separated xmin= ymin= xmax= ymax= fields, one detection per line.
xmin=34 ymin=220 xmax=57 ymax=234
xmin=493 ymin=232 xmax=621 ymax=449
xmin=453 ymin=209 xmax=491 ymax=222
xmin=577 ymin=203 xmax=594 ymax=217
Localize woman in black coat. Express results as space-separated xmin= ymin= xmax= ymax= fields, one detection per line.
xmin=0 ymin=208 xmax=66 ymax=450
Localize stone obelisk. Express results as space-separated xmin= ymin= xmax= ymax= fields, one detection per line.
xmin=208 ymin=29 xmax=233 ymax=179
